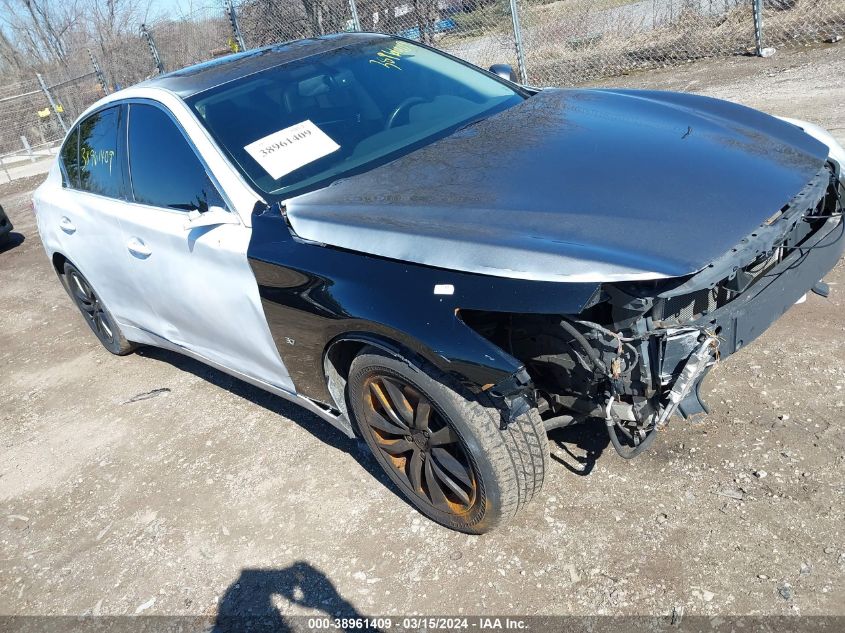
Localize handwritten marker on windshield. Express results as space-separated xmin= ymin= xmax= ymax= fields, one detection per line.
xmin=434 ymin=284 xmax=454 ymax=295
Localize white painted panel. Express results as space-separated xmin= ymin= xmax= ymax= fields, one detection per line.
xmin=35 ymin=87 xmax=295 ymax=395
xmin=116 ymin=204 xmax=294 ymax=394
xmin=33 ymin=170 xmax=139 ymax=324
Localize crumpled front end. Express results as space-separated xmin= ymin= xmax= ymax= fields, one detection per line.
xmin=462 ymin=163 xmax=844 ymax=457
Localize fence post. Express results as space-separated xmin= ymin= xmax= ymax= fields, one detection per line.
xmin=508 ymin=0 xmax=528 ymax=84
xmin=20 ymin=136 xmax=35 ymax=163
xmin=752 ymin=0 xmax=765 ymax=56
xmin=224 ymin=0 xmax=247 ymax=51
xmin=752 ymin=0 xmax=775 ymax=57
xmin=140 ymin=23 xmax=166 ymax=74
xmin=36 ymin=73 xmax=68 ymax=135
xmin=348 ymin=0 xmax=362 ymax=31
xmin=87 ymin=47 xmax=110 ymax=95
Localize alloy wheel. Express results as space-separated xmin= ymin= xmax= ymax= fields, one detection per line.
xmin=361 ymin=374 xmax=478 ymax=515
xmin=68 ymin=270 xmax=116 ymax=346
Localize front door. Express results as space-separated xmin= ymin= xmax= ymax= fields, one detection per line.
xmin=118 ymin=101 xmax=293 ymax=393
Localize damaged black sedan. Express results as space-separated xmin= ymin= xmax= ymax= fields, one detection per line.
xmin=36 ymin=33 xmax=845 ymax=533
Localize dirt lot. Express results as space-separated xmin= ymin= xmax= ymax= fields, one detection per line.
xmin=1 ymin=44 xmax=844 ymax=620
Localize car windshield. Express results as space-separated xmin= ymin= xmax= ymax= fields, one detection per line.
xmin=187 ymin=37 xmax=525 ymax=198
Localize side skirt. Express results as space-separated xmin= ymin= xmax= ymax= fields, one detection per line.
xmin=120 ymin=324 xmax=356 ymax=438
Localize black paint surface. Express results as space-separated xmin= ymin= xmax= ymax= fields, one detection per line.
xmin=286 ymin=88 xmax=829 ymax=280
xmin=248 ymin=205 xmax=600 ymax=404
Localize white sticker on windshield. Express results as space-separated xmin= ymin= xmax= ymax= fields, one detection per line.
xmin=244 ymin=120 xmax=340 ymax=180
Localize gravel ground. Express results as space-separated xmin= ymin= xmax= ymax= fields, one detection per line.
xmin=1 ymin=44 xmax=844 ymax=621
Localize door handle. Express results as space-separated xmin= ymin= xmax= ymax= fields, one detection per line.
xmin=59 ymin=216 xmax=76 ymax=234
xmin=127 ymin=237 xmax=152 ymax=259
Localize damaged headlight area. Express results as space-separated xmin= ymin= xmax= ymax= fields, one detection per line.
xmin=462 ymin=163 xmax=844 ymax=459
xmin=461 ymin=310 xmax=721 ymax=459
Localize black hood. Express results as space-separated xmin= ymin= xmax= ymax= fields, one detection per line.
xmin=285 ymin=88 xmax=829 ymax=282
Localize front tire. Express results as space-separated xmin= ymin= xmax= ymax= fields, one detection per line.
xmin=348 ymin=348 xmax=548 ymax=533
xmin=63 ymin=262 xmax=136 ymax=356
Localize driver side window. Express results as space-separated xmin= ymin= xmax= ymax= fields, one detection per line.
xmin=127 ymin=103 xmax=225 ymax=212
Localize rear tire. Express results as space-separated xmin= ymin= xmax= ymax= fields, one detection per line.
xmin=63 ymin=262 xmax=136 ymax=356
xmin=348 ymin=348 xmax=548 ymax=533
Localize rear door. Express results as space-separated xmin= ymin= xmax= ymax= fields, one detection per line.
xmin=119 ymin=101 xmax=293 ymax=392
xmin=40 ymin=105 xmax=139 ymax=324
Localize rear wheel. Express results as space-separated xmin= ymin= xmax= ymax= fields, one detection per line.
xmin=348 ymin=348 xmax=548 ymax=533
xmin=63 ymin=262 xmax=136 ymax=356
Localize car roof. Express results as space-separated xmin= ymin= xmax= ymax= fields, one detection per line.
xmin=138 ymin=32 xmax=390 ymax=99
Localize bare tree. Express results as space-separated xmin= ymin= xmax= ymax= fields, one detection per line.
xmin=88 ymin=0 xmax=150 ymax=53
xmin=85 ymin=0 xmax=156 ymax=86
xmin=302 ymin=0 xmax=352 ymax=35
xmin=238 ymin=0 xmax=350 ymax=45
xmin=412 ymin=0 xmax=440 ymax=44
xmin=358 ymin=0 xmax=402 ymax=32
xmin=304 ymin=0 xmax=327 ymax=35
xmin=0 ymin=0 xmax=83 ymax=64
xmin=0 ymin=27 xmax=26 ymax=74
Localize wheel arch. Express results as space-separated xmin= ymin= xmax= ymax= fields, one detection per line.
xmin=50 ymin=251 xmax=77 ymax=298
xmin=321 ymin=318 xmax=539 ymax=432
xmin=322 ymin=332 xmax=430 ymax=426
xmin=51 ymin=251 xmax=69 ymax=277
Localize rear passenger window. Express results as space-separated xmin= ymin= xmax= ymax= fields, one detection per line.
xmin=128 ymin=104 xmax=225 ymax=212
xmin=78 ymin=106 xmax=124 ymax=198
xmin=60 ymin=127 xmax=80 ymax=188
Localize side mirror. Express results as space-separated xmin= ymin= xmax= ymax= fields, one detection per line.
xmin=183 ymin=205 xmax=239 ymax=230
xmin=488 ymin=64 xmax=517 ymax=82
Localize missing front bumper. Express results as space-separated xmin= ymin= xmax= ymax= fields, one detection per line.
xmin=662 ymin=214 xmax=844 ymax=419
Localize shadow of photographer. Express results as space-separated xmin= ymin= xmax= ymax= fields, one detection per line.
xmin=212 ymin=561 xmax=380 ymax=633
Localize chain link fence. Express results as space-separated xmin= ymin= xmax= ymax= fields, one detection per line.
xmin=761 ymin=0 xmax=845 ymax=47
xmin=94 ymin=28 xmax=159 ymax=90
xmin=0 ymin=78 xmax=55 ymax=183
xmin=235 ymin=0 xmax=355 ymax=45
xmin=0 ymin=70 xmax=104 ymax=184
xmin=1 ymin=0 xmax=843 ymax=182
xmin=146 ymin=5 xmax=236 ymax=73
xmin=134 ymin=0 xmax=844 ymax=87
xmin=520 ymin=1 xmax=756 ymax=85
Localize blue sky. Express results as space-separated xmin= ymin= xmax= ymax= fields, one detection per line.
xmin=148 ymin=0 xmax=204 ymax=19
xmin=0 ymin=0 xmax=197 ymax=27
